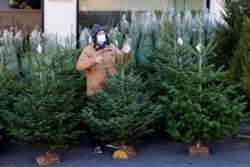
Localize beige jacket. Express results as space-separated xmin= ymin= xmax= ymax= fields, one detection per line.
xmin=76 ymin=43 xmax=130 ymax=96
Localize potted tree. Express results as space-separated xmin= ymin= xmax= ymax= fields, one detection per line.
xmin=143 ymin=9 xmax=249 ymax=154
xmin=145 ymin=18 xmax=248 ymax=155
xmin=81 ymin=57 xmax=163 ymax=159
xmin=2 ymin=43 xmax=85 ymax=165
xmin=165 ymin=39 xmax=247 ymax=156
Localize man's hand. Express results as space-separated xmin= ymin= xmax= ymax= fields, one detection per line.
xmin=95 ymin=55 xmax=103 ymax=63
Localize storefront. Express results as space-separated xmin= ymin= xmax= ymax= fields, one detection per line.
xmin=43 ymin=0 xmax=222 ymax=46
xmin=78 ymin=0 xmax=209 ymax=33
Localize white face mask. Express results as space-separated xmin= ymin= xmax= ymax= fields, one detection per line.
xmin=96 ymin=34 xmax=106 ymax=45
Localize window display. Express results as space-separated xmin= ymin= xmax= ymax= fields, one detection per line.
xmin=78 ymin=0 xmax=206 ymax=42
xmin=79 ymin=0 xmax=205 ymax=27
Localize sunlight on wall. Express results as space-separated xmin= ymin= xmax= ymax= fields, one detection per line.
xmin=79 ymin=0 xmax=204 ymax=11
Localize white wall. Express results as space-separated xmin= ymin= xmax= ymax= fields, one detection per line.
xmin=44 ymin=0 xmax=77 ymax=46
xmin=209 ymin=0 xmax=225 ymax=24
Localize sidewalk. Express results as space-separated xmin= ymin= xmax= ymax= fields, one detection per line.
xmin=0 ymin=127 xmax=250 ymax=167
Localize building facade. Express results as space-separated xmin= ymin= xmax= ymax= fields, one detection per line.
xmin=43 ymin=0 xmax=224 ymax=45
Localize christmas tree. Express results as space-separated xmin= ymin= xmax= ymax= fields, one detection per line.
xmin=213 ymin=0 xmax=250 ymax=69
xmin=2 ymin=46 xmax=85 ymax=153
xmin=227 ymin=18 xmax=250 ymax=103
xmin=0 ymin=78 xmax=7 ymax=140
xmin=149 ymin=33 xmax=247 ymax=147
xmin=0 ymin=73 xmax=21 ymax=142
xmin=81 ymin=55 xmax=163 ymax=148
xmin=142 ymin=10 xmax=248 ymax=147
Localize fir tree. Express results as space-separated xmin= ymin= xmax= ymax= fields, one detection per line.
xmin=213 ymin=0 xmax=250 ymax=69
xmin=144 ymin=15 xmax=196 ymax=124
xmin=227 ymin=18 xmax=250 ymax=101
xmin=146 ymin=20 xmax=248 ymax=147
xmin=0 ymin=120 xmax=3 ymax=140
xmin=0 ymin=78 xmax=7 ymax=140
xmin=81 ymin=56 xmax=163 ymax=147
xmin=2 ymin=47 xmax=85 ymax=153
xmin=167 ymin=39 xmax=246 ymax=146
xmin=0 ymin=73 xmax=21 ymax=141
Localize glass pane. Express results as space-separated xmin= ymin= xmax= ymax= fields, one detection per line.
xmin=186 ymin=0 xmax=204 ymax=11
xmin=78 ymin=0 xmax=205 ymax=36
xmin=79 ymin=0 xmax=175 ymax=11
xmin=79 ymin=0 xmax=205 ymax=12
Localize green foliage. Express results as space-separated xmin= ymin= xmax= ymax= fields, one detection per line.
xmin=146 ymin=26 xmax=247 ymax=145
xmin=81 ymin=58 xmax=163 ymax=146
xmin=0 ymin=78 xmax=7 ymax=140
xmin=2 ymin=47 xmax=85 ymax=152
xmin=0 ymin=73 xmax=22 ymax=141
xmin=168 ymin=41 xmax=247 ymax=143
xmin=0 ymin=120 xmax=3 ymax=140
xmin=0 ymin=78 xmax=9 ymax=111
xmin=166 ymin=67 xmax=247 ymax=143
xmin=226 ymin=18 xmax=250 ymax=102
xmin=145 ymin=23 xmax=196 ymax=105
xmin=212 ymin=0 xmax=250 ymax=69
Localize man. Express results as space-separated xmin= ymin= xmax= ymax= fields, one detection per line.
xmin=76 ymin=24 xmax=131 ymax=153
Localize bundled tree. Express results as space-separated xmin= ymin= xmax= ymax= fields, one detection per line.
xmin=127 ymin=9 xmax=159 ymax=69
xmin=81 ymin=56 xmax=163 ymax=159
xmin=0 ymin=31 xmax=20 ymax=76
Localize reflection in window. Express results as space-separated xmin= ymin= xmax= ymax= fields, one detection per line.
xmin=78 ymin=0 xmax=206 ymax=29
xmin=78 ymin=0 xmax=207 ymax=49
xmin=78 ymin=0 xmax=211 ymax=68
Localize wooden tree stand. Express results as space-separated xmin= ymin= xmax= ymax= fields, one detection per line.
xmin=113 ymin=145 xmax=137 ymax=159
xmin=188 ymin=140 xmax=209 ymax=156
xmin=189 ymin=145 xmax=209 ymax=156
xmin=36 ymin=152 xmax=60 ymax=166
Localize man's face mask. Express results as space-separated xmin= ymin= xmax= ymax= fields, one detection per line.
xmin=97 ymin=34 xmax=106 ymax=45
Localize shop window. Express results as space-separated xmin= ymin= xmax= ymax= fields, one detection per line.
xmin=78 ymin=0 xmax=206 ymax=33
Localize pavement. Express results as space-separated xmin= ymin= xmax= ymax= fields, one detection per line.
xmin=0 ymin=126 xmax=250 ymax=167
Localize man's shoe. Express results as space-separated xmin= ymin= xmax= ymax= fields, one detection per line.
xmin=93 ymin=146 xmax=103 ymax=154
xmin=105 ymin=142 xmax=121 ymax=149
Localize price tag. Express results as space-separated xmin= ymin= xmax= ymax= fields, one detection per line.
xmin=122 ymin=42 xmax=131 ymax=53
xmin=37 ymin=44 xmax=42 ymax=54
xmin=196 ymin=43 xmax=203 ymax=52
xmin=177 ymin=37 xmax=183 ymax=45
